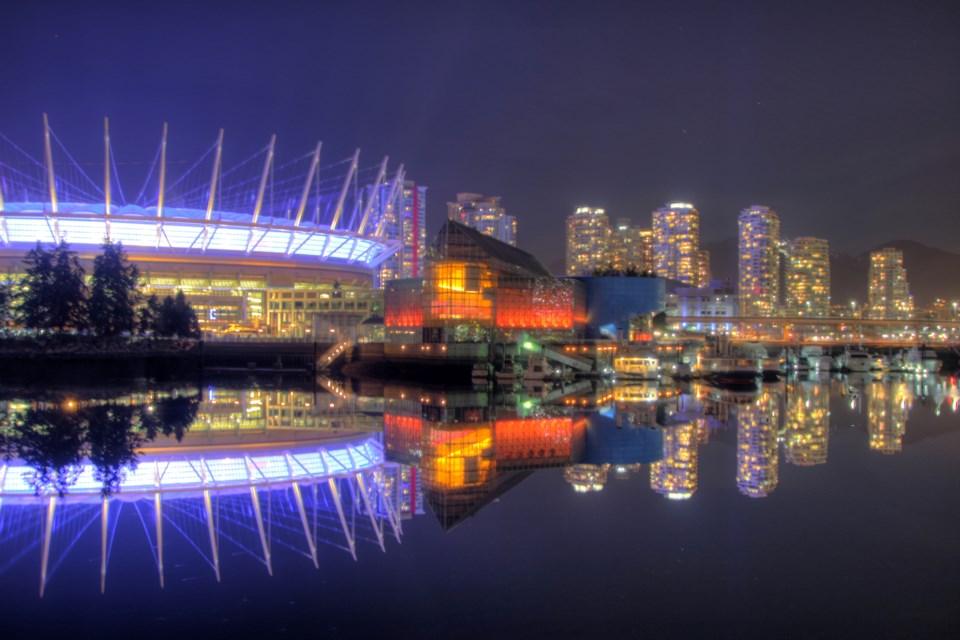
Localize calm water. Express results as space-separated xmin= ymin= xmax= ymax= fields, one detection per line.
xmin=1 ymin=374 xmax=958 ymax=639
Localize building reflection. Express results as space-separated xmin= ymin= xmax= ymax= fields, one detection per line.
xmin=736 ymin=387 xmax=780 ymax=498
xmin=649 ymin=423 xmax=699 ymax=500
xmin=783 ymin=381 xmax=830 ymax=466
xmin=867 ymin=380 xmax=909 ymax=454
xmin=2 ymin=374 xmax=958 ymax=598
xmin=383 ymin=384 xmax=586 ymax=530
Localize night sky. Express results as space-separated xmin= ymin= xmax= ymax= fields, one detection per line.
xmin=2 ymin=0 xmax=958 ymax=267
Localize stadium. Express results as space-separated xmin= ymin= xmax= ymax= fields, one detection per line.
xmin=0 ymin=115 xmax=406 ymax=335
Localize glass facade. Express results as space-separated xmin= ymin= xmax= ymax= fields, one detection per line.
xmin=565 ymin=207 xmax=610 ymax=276
xmin=385 ymin=221 xmax=586 ymax=344
xmin=785 ymin=236 xmax=831 ymax=317
xmin=652 ymin=202 xmax=701 ymax=285
xmin=738 ymin=205 xmax=781 ymax=317
xmin=868 ymin=247 xmax=913 ymax=320
xmin=446 ymin=193 xmax=517 ymax=246
xmin=373 ymin=180 xmax=428 ymax=285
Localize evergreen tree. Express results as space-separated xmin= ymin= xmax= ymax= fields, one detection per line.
xmin=169 ymin=290 xmax=201 ymax=338
xmin=17 ymin=242 xmax=56 ymax=331
xmin=19 ymin=241 xmax=89 ymax=333
xmin=47 ymin=241 xmax=89 ymax=332
xmin=89 ymin=240 xmax=140 ymax=336
xmin=138 ymin=293 xmax=163 ymax=335
xmin=0 ymin=283 xmax=12 ymax=333
xmin=143 ymin=290 xmax=201 ymax=338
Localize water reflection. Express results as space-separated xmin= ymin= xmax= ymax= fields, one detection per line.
xmin=0 ymin=373 xmax=957 ymax=597
xmin=784 ymin=381 xmax=829 ymax=466
xmin=0 ymin=382 xmax=410 ymax=597
xmin=736 ymin=388 xmax=780 ymax=498
xmin=1 ymin=389 xmax=198 ymax=497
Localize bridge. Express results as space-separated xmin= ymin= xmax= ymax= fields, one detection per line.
xmin=668 ymin=315 xmax=960 ymax=344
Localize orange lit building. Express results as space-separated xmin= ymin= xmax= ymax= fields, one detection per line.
xmin=384 ymin=220 xmax=585 ymax=350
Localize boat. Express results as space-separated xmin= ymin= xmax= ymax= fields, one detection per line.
xmin=820 ymin=354 xmax=836 ymax=371
xmin=921 ymin=348 xmax=942 ymax=375
xmin=800 ymin=345 xmax=824 ymax=371
xmin=698 ymin=355 xmax=759 ymax=390
xmin=840 ymin=347 xmax=873 ymax=373
xmin=885 ymin=351 xmax=907 ymax=373
xmin=870 ymin=354 xmax=887 ymax=372
xmin=737 ymin=342 xmax=780 ymax=382
xmin=613 ymin=381 xmax=659 ymax=403
xmin=760 ymin=356 xmax=783 ymax=382
xmin=613 ymin=346 xmax=659 ymax=380
xmin=783 ymin=349 xmax=809 ymax=373
xmin=902 ymin=347 xmax=941 ymax=375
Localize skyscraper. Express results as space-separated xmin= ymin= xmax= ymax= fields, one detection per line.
xmin=652 ymin=202 xmax=700 ymax=284
xmin=784 ymin=236 xmax=830 ymax=317
xmin=738 ymin=205 xmax=781 ymax=316
xmin=697 ymin=249 xmax=711 ymax=288
xmin=609 ymin=217 xmax=655 ymax=273
xmin=446 ymin=193 xmax=517 ymax=246
xmin=565 ymin=207 xmax=609 ymax=275
xmin=374 ymin=180 xmax=427 ymax=284
xmin=868 ymin=247 xmax=913 ymax=320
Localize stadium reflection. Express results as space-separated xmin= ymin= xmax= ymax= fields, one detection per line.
xmin=0 ymin=382 xmax=410 ymax=597
xmin=1 ymin=373 xmax=957 ymax=597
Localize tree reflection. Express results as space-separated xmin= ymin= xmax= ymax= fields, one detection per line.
xmin=10 ymin=407 xmax=86 ymax=497
xmin=86 ymin=404 xmax=143 ymax=497
xmin=3 ymin=393 xmax=199 ymax=497
xmin=140 ymin=395 xmax=198 ymax=442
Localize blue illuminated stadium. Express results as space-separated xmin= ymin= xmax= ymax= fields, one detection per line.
xmin=0 ymin=115 xmax=402 ymax=271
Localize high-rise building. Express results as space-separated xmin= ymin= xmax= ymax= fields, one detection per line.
xmin=738 ymin=205 xmax=781 ymax=316
xmin=374 ymin=180 xmax=427 ymax=285
xmin=868 ymin=247 xmax=913 ymax=320
xmin=652 ymin=202 xmax=700 ymax=284
xmin=447 ymin=193 xmax=517 ymax=246
xmin=565 ymin=207 xmax=610 ymax=275
xmin=784 ymin=237 xmax=830 ymax=317
xmin=697 ymin=250 xmax=711 ymax=288
xmin=638 ymin=229 xmax=654 ymax=274
xmin=609 ymin=217 xmax=655 ymax=273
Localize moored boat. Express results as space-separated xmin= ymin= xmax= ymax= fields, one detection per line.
xmin=698 ymin=355 xmax=759 ymax=390
xmin=613 ymin=346 xmax=659 ymax=380
xmin=840 ymin=347 xmax=873 ymax=373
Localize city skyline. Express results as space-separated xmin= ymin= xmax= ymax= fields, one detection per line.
xmin=1 ymin=1 xmax=956 ymax=270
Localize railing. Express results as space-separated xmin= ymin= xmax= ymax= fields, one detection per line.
xmin=318 ymin=339 xmax=352 ymax=369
